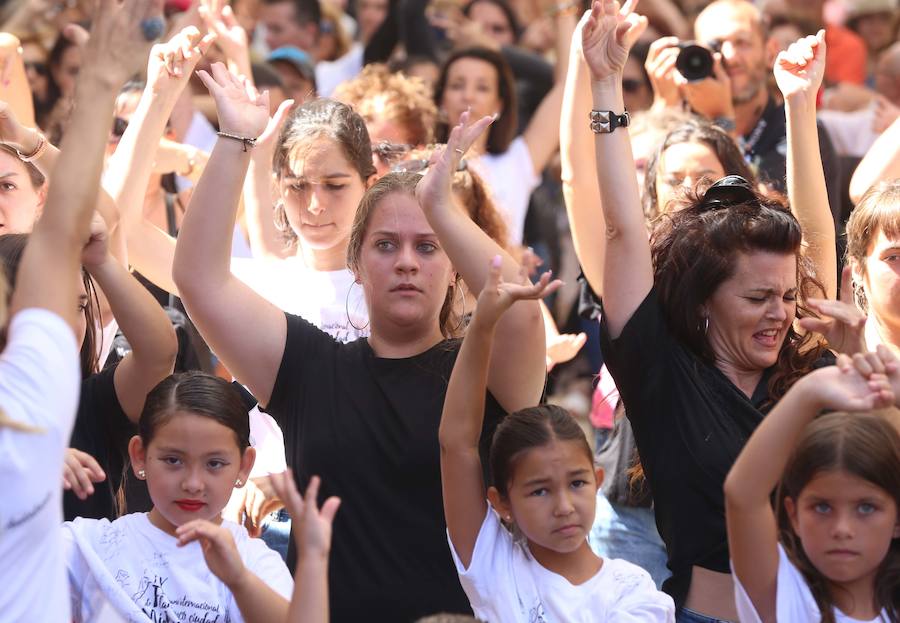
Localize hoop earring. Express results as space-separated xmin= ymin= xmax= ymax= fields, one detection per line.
xmin=346 ymin=280 xmax=370 ymax=332
xmin=451 ymin=281 xmax=467 ymax=334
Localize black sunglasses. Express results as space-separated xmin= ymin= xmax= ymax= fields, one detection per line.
xmin=700 ymin=175 xmax=756 ymax=208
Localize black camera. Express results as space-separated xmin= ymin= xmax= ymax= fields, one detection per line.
xmin=675 ymin=40 xmax=721 ymax=82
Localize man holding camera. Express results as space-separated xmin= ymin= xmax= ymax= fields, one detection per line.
xmin=647 ymin=0 xmax=841 ymax=224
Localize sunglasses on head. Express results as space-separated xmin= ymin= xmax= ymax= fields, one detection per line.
xmin=699 ymin=175 xmax=757 ymax=209
xmin=372 ymin=141 xmax=413 ymax=164
xmin=391 ymin=158 xmax=468 ymax=174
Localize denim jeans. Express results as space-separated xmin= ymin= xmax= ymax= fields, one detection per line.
xmin=676 ymin=607 xmax=732 ymax=623
xmin=588 ymin=491 xmax=671 ymax=589
xmin=260 ymin=508 xmax=292 ymax=562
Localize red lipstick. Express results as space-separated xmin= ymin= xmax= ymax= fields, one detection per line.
xmin=175 ymin=499 xmax=205 ymax=512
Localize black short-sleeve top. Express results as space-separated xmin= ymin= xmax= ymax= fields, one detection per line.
xmin=598 ymin=287 xmax=830 ymax=607
xmin=266 ymin=313 xmax=506 ymax=622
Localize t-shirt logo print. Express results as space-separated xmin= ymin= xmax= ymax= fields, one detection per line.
xmin=132 ymin=573 xmax=230 ymax=623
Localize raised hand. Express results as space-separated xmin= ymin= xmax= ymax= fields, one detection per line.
xmin=147 ymin=26 xmax=216 ymax=96
xmin=241 ymin=475 xmax=284 ymax=538
xmin=473 ymin=254 xmax=563 ymax=331
xmin=0 ymin=100 xmax=38 ymax=152
xmin=199 ymin=0 xmax=250 ymax=68
xmin=81 ymin=0 xmax=166 ymax=87
xmin=547 ymin=332 xmax=588 ymax=370
xmin=581 ymin=0 xmax=647 ymax=83
xmin=415 ymin=108 xmax=494 ymax=211
xmin=799 ymin=268 xmax=867 ymax=355
xmin=269 ymin=470 xmax=340 ymax=560
xmin=176 ymin=519 xmax=247 ymax=587
xmin=809 ymin=353 xmax=894 ymax=413
xmin=81 ymin=212 xmax=110 ymax=270
xmin=774 ymin=30 xmax=826 ymax=105
xmin=62 ymin=448 xmax=106 ymax=500
xmin=197 ymin=62 xmax=270 ymax=141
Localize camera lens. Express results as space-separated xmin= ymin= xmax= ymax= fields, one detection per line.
xmin=676 ymin=43 xmax=715 ymax=82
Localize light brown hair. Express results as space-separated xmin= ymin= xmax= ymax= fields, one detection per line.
xmin=845 ymin=181 xmax=900 ymax=311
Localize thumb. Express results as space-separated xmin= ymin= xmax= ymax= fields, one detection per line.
xmin=620 ymin=14 xmax=648 ymax=49
xmin=713 ymin=52 xmax=728 ymax=82
xmin=798 ymin=317 xmax=830 ymax=335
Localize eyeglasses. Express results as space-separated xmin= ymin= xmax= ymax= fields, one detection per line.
xmin=372 ymin=141 xmax=413 ymax=165
xmin=24 ymin=61 xmax=48 ymax=77
xmin=391 ymin=158 xmax=468 ymax=174
xmin=699 ymin=175 xmax=756 ymax=208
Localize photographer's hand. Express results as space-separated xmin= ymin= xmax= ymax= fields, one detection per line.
xmin=676 ymin=52 xmax=734 ymax=124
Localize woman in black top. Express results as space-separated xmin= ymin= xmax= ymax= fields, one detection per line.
xmin=173 ymin=63 xmax=548 ymax=622
xmin=576 ymin=3 xmax=838 ymax=621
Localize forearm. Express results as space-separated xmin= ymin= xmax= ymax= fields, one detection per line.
xmin=229 ymin=570 xmax=289 ymax=623
xmin=724 ymin=374 xmax=821 ymax=508
xmin=552 ymin=12 xmax=577 ymax=84
xmin=288 ymin=556 xmax=329 ymax=623
xmin=439 ymin=318 xmax=494 ymax=450
xmin=849 ymin=115 xmax=900 ymax=204
xmin=786 ymin=95 xmax=836 ymax=299
xmin=127 ymin=221 xmax=179 ymax=294
xmin=244 ymin=158 xmax=289 ymax=259
xmin=561 ymin=40 xmax=605 ymax=294
xmin=173 ymin=137 xmax=251 ymax=291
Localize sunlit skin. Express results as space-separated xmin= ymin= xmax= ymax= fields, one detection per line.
xmin=0 ymin=150 xmax=45 ymax=233
xmin=468 ymin=1 xmax=516 ymax=47
xmin=695 ymin=3 xmax=768 ymax=104
xmin=441 ymin=58 xmax=503 ymax=153
xmin=356 ymin=193 xmax=455 ymax=350
xmin=703 ymin=250 xmax=798 ymax=397
xmin=279 ymin=137 xmax=369 ymax=270
xmin=128 ymin=412 xmax=255 ymax=536
xmin=858 ymin=229 xmax=900 ymax=349
xmin=784 ymin=469 xmax=900 ymax=620
xmin=655 ymin=141 xmax=726 ymax=214
xmin=488 ymin=440 xmax=604 ymax=584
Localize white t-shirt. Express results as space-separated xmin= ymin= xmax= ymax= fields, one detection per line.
xmin=469 ymin=136 xmax=540 ymax=246
xmin=0 ymin=309 xmax=80 ymax=623
xmin=449 ymin=507 xmax=675 ymax=622
xmin=315 ymin=42 xmax=364 ymax=98
xmin=817 ymin=106 xmax=880 ymax=158
xmin=734 ymin=543 xmax=889 ymax=623
xmin=65 ymin=513 xmax=294 ymax=623
xmin=231 ymin=256 xmax=369 ymax=343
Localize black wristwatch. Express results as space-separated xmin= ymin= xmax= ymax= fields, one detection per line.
xmin=589 ymin=109 xmax=630 ymax=134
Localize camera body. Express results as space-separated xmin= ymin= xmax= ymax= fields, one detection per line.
xmin=675 ymin=40 xmax=723 ymax=82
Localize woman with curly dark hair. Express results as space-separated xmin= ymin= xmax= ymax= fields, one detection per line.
xmin=576 ymin=5 xmax=838 ymax=620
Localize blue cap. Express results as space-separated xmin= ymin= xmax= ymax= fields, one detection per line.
xmin=267 ymin=46 xmax=317 ymax=85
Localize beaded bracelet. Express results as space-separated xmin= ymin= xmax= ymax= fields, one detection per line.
xmin=216 ymin=130 xmax=257 ymax=152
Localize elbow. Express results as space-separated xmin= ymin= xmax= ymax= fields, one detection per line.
xmin=723 ymin=467 xmax=751 ymax=511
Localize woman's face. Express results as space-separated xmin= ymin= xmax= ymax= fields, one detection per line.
xmin=468 ymin=1 xmax=516 ymax=47
xmin=22 ymin=42 xmax=50 ymax=102
xmin=655 ymin=140 xmax=726 ymax=214
xmin=704 ymin=250 xmax=797 ymax=373
xmin=441 ymin=57 xmax=502 ymax=129
xmin=51 ymin=44 xmax=82 ymax=99
xmin=859 ymin=228 xmax=900 ymax=332
xmin=279 ymin=136 xmax=368 ymax=253
xmin=356 ymin=192 xmax=454 ymax=335
xmin=0 ymin=150 xmax=45 ymax=233
xmin=853 ymin=13 xmax=897 ymax=54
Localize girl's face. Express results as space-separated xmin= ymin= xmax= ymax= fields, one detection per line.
xmin=129 ymin=412 xmax=255 ymax=536
xmin=785 ymin=469 xmax=900 ymax=587
xmin=492 ymin=439 xmax=600 ymax=557
xmin=441 ymin=58 xmax=502 ymax=129
xmin=356 ymin=192 xmax=454 ymax=336
xmin=655 ymin=140 xmax=726 ymax=214
xmin=704 ymin=250 xmax=797 ymax=373
xmin=279 ymin=137 xmax=368 ymax=253
xmin=0 ymin=150 xmax=45 ymax=233
xmin=859 ymin=228 xmax=900 ymax=332
xmin=22 ymin=42 xmax=49 ymax=102
xmin=52 ymin=44 xmax=82 ymax=99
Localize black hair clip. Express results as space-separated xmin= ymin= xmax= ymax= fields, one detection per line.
xmin=700 ymin=175 xmax=756 ymax=209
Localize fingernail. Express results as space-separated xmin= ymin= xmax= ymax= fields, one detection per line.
xmin=491 ymin=254 xmax=502 ymax=268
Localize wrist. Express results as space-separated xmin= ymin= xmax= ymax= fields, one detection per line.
xmin=784 ymin=93 xmax=818 ymax=116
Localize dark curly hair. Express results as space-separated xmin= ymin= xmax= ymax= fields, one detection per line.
xmin=776 ymin=412 xmax=900 ymax=623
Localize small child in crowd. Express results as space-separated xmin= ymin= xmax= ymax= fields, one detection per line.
xmin=726 ymin=347 xmax=900 ymax=623
xmin=439 ymin=254 xmax=676 ymax=622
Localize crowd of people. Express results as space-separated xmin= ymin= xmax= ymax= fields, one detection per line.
xmin=0 ymin=0 xmax=898 ymax=620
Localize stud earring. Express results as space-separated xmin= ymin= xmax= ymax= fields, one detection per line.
xmin=235 ymin=479 xmax=243 ymax=487
xmin=137 ymin=469 xmax=146 ymax=479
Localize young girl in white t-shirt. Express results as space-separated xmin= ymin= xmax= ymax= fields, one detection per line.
xmin=64 ymin=371 xmax=294 ymax=623
xmin=725 ymin=347 xmax=900 ymax=623
xmin=439 ymin=256 xmax=675 ymax=622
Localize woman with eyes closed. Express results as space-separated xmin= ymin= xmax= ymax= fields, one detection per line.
xmin=173 ymin=62 xmax=548 ymax=622
xmin=578 ymin=6 xmax=839 ymax=621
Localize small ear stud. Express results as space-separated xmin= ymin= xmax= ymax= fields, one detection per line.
xmin=137 ymin=469 xmax=146 ymax=480
xmin=235 ymin=479 xmax=243 ymax=487
xmin=505 ymin=515 xmax=511 ymax=522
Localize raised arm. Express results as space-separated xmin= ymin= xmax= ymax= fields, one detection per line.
xmin=777 ymin=31 xmax=837 ymax=300
xmin=724 ymin=353 xmax=893 ymax=623
xmin=10 ymin=0 xmax=161 ymax=324
xmin=0 ymin=34 xmax=34 ymax=127
xmin=172 ymin=63 xmax=286 ymax=406
xmin=416 ymin=114 xmax=547 ymax=411
xmin=561 ymin=12 xmax=605 ymax=294
xmin=521 ymin=8 xmax=577 ymax=175
xmin=849 ymin=115 xmax=900 ymax=205
xmin=81 ymin=215 xmax=177 ymax=421
xmin=104 ymin=26 xmax=213 ymax=294
xmin=440 ymin=256 xmax=561 ymax=567
xmin=581 ymin=0 xmax=651 ymax=337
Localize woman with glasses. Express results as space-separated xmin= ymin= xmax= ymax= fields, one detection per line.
xmin=575 ymin=4 xmax=837 ymax=621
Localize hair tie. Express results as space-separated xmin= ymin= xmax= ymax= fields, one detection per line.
xmin=700 ymin=175 xmax=756 ymax=210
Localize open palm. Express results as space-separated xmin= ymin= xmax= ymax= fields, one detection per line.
xmin=581 ymin=0 xmax=647 ymax=82
xmin=197 ymin=62 xmax=269 ymax=139
xmin=774 ymin=31 xmax=826 ymax=102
